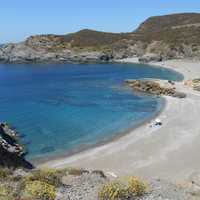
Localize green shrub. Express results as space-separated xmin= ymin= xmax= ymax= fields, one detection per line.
xmin=23 ymin=180 xmax=56 ymax=200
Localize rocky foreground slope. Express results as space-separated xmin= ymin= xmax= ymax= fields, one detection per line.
xmin=0 ymin=122 xmax=195 ymax=200
xmin=1 ymin=13 xmax=200 ymax=63
xmin=0 ymin=167 xmax=198 ymax=200
xmin=0 ymin=122 xmax=198 ymax=200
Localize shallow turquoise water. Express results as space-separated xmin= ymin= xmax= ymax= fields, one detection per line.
xmin=0 ymin=63 xmax=183 ymax=160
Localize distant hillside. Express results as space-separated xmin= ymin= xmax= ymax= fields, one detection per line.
xmin=1 ymin=12 xmax=200 ymax=63
xmin=134 ymin=13 xmax=200 ymax=44
xmin=24 ymin=29 xmax=131 ymax=54
xmin=63 ymin=29 xmax=127 ymax=47
xmin=136 ymin=13 xmax=200 ymax=33
xmin=131 ymin=13 xmax=200 ymax=60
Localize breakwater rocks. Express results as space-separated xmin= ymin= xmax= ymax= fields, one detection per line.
xmin=125 ymin=79 xmax=186 ymax=98
xmin=0 ymin=122 xmax=33 ymax=169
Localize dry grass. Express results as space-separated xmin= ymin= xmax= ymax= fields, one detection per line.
xmin=23 ymin=180 xmax=56 ymax=200
xmin=98 ymin=176 xmax=147 ymax=200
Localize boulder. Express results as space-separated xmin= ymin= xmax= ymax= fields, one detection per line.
xmin=139 ymin=53 xmax=162 ymax=63
xmin=91 ymin=170 xmax=107 ymax=179
xmin=172 ymin=91 xmax=187 ymax=98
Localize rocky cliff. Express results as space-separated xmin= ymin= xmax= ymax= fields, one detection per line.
xmin=0 ymin=122 xmax=33 ymax=169
xmin=1 ymin=13 xmax=200 ymax=63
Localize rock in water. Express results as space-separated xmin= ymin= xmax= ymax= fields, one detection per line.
xmin=125 ymin=79 xmax=186 ymax=98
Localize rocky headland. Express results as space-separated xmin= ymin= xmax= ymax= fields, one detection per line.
xmin=1 ymin=13 xmax=200 ymax=63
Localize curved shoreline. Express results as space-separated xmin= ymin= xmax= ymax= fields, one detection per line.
xmin=40 ymin=59 xmax=200 ymax=181
xmin=39 ymin=94 xmax=170 ymax=170
xmin=31 ymin=61 xmax=178 ymax=165
xmin=33 ymin=97 xmax=166 ymax=165
xmin=38 ymin=60 xmax=182 ymax=167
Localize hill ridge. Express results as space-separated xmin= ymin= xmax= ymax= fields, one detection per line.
xmin=1 ymin=12 xmax=200 ymax=63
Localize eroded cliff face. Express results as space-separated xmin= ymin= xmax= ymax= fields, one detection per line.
xmin=0 ymin=123 xmax=33 ymax=169
xmin=1 ymin=13 xmax=200 ymax=63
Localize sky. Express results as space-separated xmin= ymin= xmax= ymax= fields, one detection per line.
xmin=1 ymin=0 xmax=200 ymax=43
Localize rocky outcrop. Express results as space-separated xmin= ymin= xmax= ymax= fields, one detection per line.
xmin=0 ymin=42 xmax=113 ymax=64
xmin=0 ymin=122 xmax=33 ymax=169
xmin=125 ymin=79 xmax=186 ymax=98
xmin=139 ymin=53 xmax=162 ymax=63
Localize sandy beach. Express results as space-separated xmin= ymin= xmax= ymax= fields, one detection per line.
xmin=40 ymin=59 xmax=200 ymax=181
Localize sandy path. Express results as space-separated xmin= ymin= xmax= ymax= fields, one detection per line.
xmin=41 ymin=59 xmax=200 ymax=181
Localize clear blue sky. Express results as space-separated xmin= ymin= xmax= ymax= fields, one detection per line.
xmin=1 ymin=0 xmax=200 ymax=43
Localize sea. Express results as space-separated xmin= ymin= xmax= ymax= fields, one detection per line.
xmin=0 ymin=63 xmax=183 ymax=160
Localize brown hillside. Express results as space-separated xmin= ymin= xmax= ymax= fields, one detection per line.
xmin=62 ymin=29 xmax=128 ymax=47
xmin=136 ymin=13 xmax=200 ymax=33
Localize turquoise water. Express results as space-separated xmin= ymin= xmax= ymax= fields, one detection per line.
xmin=0 ymin=63 xmax=183 ymax=160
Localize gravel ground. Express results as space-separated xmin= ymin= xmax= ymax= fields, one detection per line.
xmin=55 ymin=172 xmax=194 ymax=200
xmin=138 ymin=179 xmax=191 ymax=200
xmin=56 ymin=173 xmax=107 ymax=200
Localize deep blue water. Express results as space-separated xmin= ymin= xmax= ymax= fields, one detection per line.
xmin=0 ymin=63 xmax=183 ymax=160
